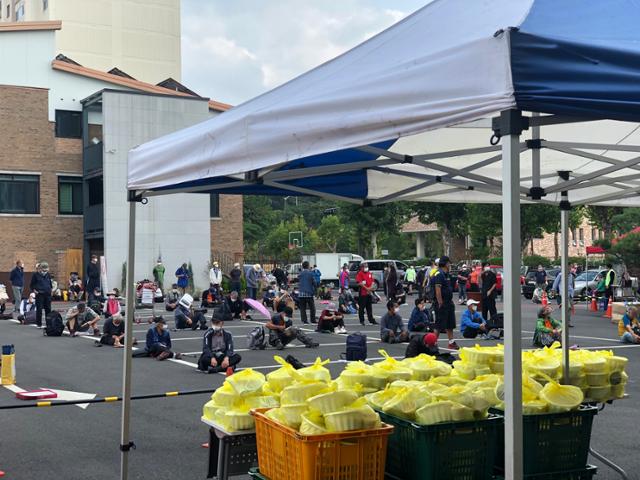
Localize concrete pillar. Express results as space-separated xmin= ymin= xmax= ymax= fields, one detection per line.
xmin=416 ymin=232 xmax=426 ymax=259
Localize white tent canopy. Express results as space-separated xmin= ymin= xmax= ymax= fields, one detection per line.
xmin=122 ymin=1 xmax=640 ymax=479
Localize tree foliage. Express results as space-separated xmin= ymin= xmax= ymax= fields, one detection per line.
xmin=412 ymin=203 xmax=468 ymax=257
xmin=610 ymin=208 xmax=640 ymax=234
xmin=585 ymin=206 xmax=623 ymax=236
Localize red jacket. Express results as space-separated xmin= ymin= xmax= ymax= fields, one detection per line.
xmin=356 ymin=270 xmax=374 ymax=297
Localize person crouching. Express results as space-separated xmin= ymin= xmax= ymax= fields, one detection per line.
xmin=65 ymin=302 xmax=100 ymax=337
xmin=197 ymin=317 xmax=242 ymax=374
xmin=145 ymin=317 xmax=181 ymax=360
xmin=317 ymin=304 xmax=346 ymax=333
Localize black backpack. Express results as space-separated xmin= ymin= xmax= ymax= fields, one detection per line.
xmin=344 ymin=332 xmax=367 ymax=361
xmin=44 ymin=311 xmax=64 ymax=337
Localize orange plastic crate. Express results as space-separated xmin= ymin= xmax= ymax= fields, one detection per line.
xmin=251 ymin=408 xmax=393 ymax=480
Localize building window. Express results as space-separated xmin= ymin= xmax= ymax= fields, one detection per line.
xmin=15 ymin=3 xmax=24 ymax=20
xmin=591 ymin=228 xmax=597 ymax=241
xmin=87 ymin=177 xmax=103 ymax=206
xmin=58 ymin=176 xmax=83 ymax=215
xmin=0 ymin=174 xmax=39 ymax=214
xmin=210 ymin=193 xmax=220 ymax=218
xmin=55 ymin=110 xmax=82 ymax=138
xmin=7 ymin=3 xmax=10 ymax=18
xmin=43 ymin=0 xmax=48 ymax=10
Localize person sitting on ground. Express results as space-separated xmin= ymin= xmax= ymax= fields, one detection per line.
xmin=68 ymin=272 xmax=83 ymax=301
xmin=266 ymin=306 xmax=318 ymax=350
xmin=405 ymin=332 xmax=440 ymax=358
xmin=338 ymin=288 xmax=357 ymax=314
xmin=145 ymin=317 xmax=181 ymax=360
xmin=619 ymin=306 xmax=640 ymax=344
xmin=274 ymin=288 xmax=294 ymax=313
xmin=197 ymin=317 xmax=242 ymax=374
xmin=18 ymin=292 xmax=37 ymax=324
xmin=89 ymin=287 xmax=105 ymax=312
xmin=221 ymin=290 xmax=247 ymax=320
xmin=460 ymin=299 xmax=491 ymax=339
xmin=165 ymin=284 xmax=180 ymax=311
xmin=533 ymin=305 xmax=562 ymax=348
xmin=103 ymin=290 xmax=121 ymax=318
xmin=317 ymin=304 xmax=346 ymax=334
xmin=380 ymin=300 xmax=409 ymax=344
xmin=175 ymin=300 xmax=207 ymax=330
xmin=408 ymin=298 xmax=432 ymax=332
xmin=201 ymin=283 xmax=223 ymax=308
xmin=262 ymin=281 xmax=278 ymax=309
xmin=65 ymin=302 xmax=100 ymax=337
xmin=97 ymin=313 xmax=132 ymax=348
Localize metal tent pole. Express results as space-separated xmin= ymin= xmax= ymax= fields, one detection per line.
xmin=120 ymin=195 xmax=138 ymax=480
xmin=559 ymin=173 xmax=571 ymax=382
xmin=500 ymin=110 xmax=524 ymax=480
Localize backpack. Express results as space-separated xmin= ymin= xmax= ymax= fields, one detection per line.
xmin=344 ymin=332 xmax=367 ymax=361
xmin=44 ymin=311 xmax=64 ymax=337
xmin=246 ymin=326 xmax=267 ymax=350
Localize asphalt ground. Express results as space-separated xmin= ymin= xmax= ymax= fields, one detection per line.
xmin=0 ymin=295 xmax=638 ymax=480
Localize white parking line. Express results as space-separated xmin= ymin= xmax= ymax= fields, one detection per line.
xmin=234 ymin=354 xmax=405 ymax=371
xmin=522 ymin=330 xmax=618 ymax=343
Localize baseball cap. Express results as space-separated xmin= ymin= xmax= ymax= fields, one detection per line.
xmin=423 ymin=332 xmax=437 ymax=347
xmin=466 ymin=299 xmax=480 ymax=306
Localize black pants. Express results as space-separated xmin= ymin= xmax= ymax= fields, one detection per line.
xmin=35 ymin=293 xmax=51 ymax=327
xmin=298 ymin=296 xmax=316 ymax=324
xmin=358 ymin=294 xmax=374 ymax=324
xmin=176 ymin=311 xmax=207 ymax=330
xmin=482 ymin=294 xmax=497 ymax=321
xmin=147 ymin=343 xmax=174 ymax=358
xmin=198 ymin=351 xmax=242 ymax=372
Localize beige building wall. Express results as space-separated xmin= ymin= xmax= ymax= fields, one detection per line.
xmin=528 ymin=217 xmax=606 ymax=259
xmin=1 ymin=0 xmax=181 ymax=83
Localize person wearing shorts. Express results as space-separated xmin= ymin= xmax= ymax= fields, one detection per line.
xmin=432 ymin=256 xmax=459 ymax=350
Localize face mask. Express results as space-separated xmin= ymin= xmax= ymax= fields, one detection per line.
xmin=484 ymin=266 xmax=490 ymax=272
xmin=212 ymin=326 xmax=222 ymax=332
xmin=283 ymin=317 xmax=290 ymax=323
xmin=364 ymin=268 xmax=369 ymax=272
xmin=394 ymin=307 xmax=400 ymax=314
xmin=471 ymin=305 xmax=477 ymax=312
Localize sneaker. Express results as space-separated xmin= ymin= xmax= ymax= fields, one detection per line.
xmin=173 ymin=352 xmax=183 ymax=360
xmin=305 ymin=342 xmax=320 ymax=348
xmin=369 ymin=320 xmax=378 ymax=325
xmin=448 ymin=341 xmax=460 ymax=350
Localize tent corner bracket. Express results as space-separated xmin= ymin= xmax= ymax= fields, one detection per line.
xmin=528 ymin=186 xmax=546 ymax=200
xmin=120 ymin=441 xmax=136 ymax=452
xmin=127 ymin=191 xmax=146 ymax=204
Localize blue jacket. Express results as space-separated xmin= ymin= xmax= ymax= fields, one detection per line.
xmin=408 ymin=307 xmax=431 ymax=331
xmin=10 ymin=266 xmax=24 ymax=287
xmin=312 ymin=268 xmax=322 ymax=284
xmin=460 ymin=309 xmax=485 ymax=334
xmin=146 ymin=326 xmax=172 ymax=351
xmin=175 ymin=267 xmax=189 ymax=288
xmin=29 ymin=272 xmax=52 ymax=295
xmin=298 ymin=269 xmax=317 ymax=296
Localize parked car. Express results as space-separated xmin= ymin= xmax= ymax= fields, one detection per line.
xmin=348 ymin=259 xmax=409 ymax=291
xmin=522 ymin=268 xmax=559 ymax=299
xmin=573 ymin=270 xmax=605 ymax=298
xmin=284 ymin=263 xmax=302 ymax=285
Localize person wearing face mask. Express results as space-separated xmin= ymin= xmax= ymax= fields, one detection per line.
xmin=198 ymin=317 xmax=241 ymax=374
xmin=86 ymin=255 xmax=101 ymax=303
xmin=380 ymin=300 xmax=409 ymax=343
xmin=266 ymin=306 xmax=319 ymax=350
xmin=460 ymin=299 xmax=491 ymax=339
xmin=356 ymin=262 xmax=377 ymax=326
xmin=433 ymin=256 xmax=459 ymax=350
xmin=480 ymin=262 xmax=498 ymax=321
xmin=533 ymin=305 xmax=562 ymax=348
xmin=145 ymin=317 xmax=182 ymax=360
xmin=408 ymin=298 xmax=432 ymax=332
xmin=30 ymin=261 xmax=53 ymax=328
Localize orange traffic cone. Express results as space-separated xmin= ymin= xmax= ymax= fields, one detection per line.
xmin=590 ymin=296 xmax=598 ymax=312
xmin=604 ymin=302 xmax=612 ymax=319
xmin=541 ymin=290 xmax=548 ymax=307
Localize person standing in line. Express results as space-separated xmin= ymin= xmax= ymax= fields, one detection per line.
xmin=246 ymin=264 xmax=261 ymax=300
xmin=229 ymin=263 xmax=243 ymax=294
xmin=480 ymin=262 xmax=498 ymax=321
xmin=9 ymin=260 xmax=24 ymax=312
xmin=534 ymin=265 xmax=548 ymax=291
xmin=416 ymin=265 xmax=427 ymax=300
xmin=86 ymin=255 xmax=101 ymax=303
xmin=175 ymin=263 xmax=189 ymax=295
xmin=30 ymin=261 xmax=53 ymax=328
xmin=339 ymin=264 xmax=350 ymax=292
xmin=405 ymin=265 xmax=417 ymax=295
xmin=356 ymin=262 xmax=377 ymax=326
xmin=386 ymin=262 xmax=398 ymax=302
xmin=604 ymin=263 xmax=616 ymax=312
xmin=297 ymin=261 xmax=317 ymax=324
xmin=152 ymin=259 xmax=166 ymax=291
xmin=209 ymin=261 xmax=223 ymax=291
xmin=272 ymin=264 xmax=288 ymax=289
xmin=469 ymin=261 xmax=481 ymax=292
xmin=433 ymin=256 xmax=459 ymax=350
xmin=312 ymin=265 xmax=322 ymax=298
xmin=457 ymin=264 xmax=470 ymax=304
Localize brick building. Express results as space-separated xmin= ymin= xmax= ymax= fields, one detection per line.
xmin=527 ymin=217 xmax=605 ymax=259
xmin=0 ymin=22 xmax=243 ymax=297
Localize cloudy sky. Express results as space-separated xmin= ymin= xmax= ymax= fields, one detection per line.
xmin=181 ymin=0 xmax=427 ymax=106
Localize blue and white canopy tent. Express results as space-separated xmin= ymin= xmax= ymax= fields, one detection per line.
xmin=122 ymin=1 xmax=640 ymax=478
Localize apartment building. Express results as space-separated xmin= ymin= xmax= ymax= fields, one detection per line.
xmin=0 ymin=0 xmax=181 ymax=83
xmin=0 ymin=21 xmax=242 ymax=296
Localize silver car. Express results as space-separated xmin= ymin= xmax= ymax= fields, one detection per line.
xmin=573 ymin=270 xmax=605 ymax=298
xmin=348 ymin=259 xmax=409 ymax=291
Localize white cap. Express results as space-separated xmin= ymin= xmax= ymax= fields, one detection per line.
xmin=466 ymin=299 xmax=480 ymax=306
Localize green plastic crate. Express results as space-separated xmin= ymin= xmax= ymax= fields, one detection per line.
xmin=378 ymin=411 xmax=502 ymax=480
xmin=494 ymin=406 xmax=597 ymax=476
xmin=248 ymin=467 xmax=269 ymax=479
xmin=494 ymin=465 xmax=597 ymax=479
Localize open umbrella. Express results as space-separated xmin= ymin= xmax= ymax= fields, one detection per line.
xmin=244 ymin=298 xmax=272 ymax=321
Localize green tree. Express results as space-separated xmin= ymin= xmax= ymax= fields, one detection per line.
xmin=544 ymin=205 xmax=585 ymax=259
xmin=317 ymin=215 xmax=346 ymax=252
xmin=519 ymin=204 xmax=558 ymax=256
xmin=243 ymin=195 xmax=280 ymax=256
xmin=610 ymin=208 xmax=640 ymax=234
xmin=466 ymin=204 xmax=502 ymax=256
xmin=412 ymin=203 xmax=468 ymax=257
xmin=609 ymin=232 xmax=640 ymax=275
xmin=585 ymin=206 xmax=623 ymax=237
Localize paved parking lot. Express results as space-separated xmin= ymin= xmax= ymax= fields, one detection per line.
xmin=0 ymin=296 xmax=638 ymax=479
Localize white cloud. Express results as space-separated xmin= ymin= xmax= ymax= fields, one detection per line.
xmin=181 ymin=0 xmax=424 ymax=105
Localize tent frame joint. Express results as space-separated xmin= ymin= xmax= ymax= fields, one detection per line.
xmin=127 ymin=191 xmax=145 ymax=203
xmin=528 ymin=186 xmax=546 ymax=200
xmin=526 ymin=138 xmax=543 ymax=149
xmin=492 ymin=109 xmax=529 ymax=139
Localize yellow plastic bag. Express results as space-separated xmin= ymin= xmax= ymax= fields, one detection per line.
xmin=293 ymin=357 xmax=332 ymax=383
xmin=266 ymin=356 xmax=296 ymax=392
xmin=300 ymin=409 xmax=327 ymax=435
xmin=324 ymin=398 xmax=381 ymax=432
xmin=339 ymin=361 xmax=387 ymax=389
xmin=226 ymin=368 xmax=266 ymax=395
xmin=415 ymin=401 xmax=454 ymax=425
xmin=211 ymin=383 xmax=242 ymax=407
xmin=280 ymin=381 xmax=329 ymax=405
xmin=307 ymin=389 xmax=359 ymax=414
xmin=539 ymin=381 xmax=584 ymax=412
xmin=371 ymin=350 xmax=412 ymax=382
xmin=202 ymin=400 xmax=219 ymax=421
xmin=216 ymin=403 xmax=255 ymax=432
